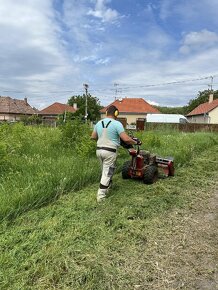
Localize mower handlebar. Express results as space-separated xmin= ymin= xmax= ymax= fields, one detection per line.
xmin=120 ymin=137 xmax=142 ymax=149
xmin=132 ymin=137 xmax=142 ymax=146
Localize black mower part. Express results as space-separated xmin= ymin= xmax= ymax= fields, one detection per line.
xmin=122 ymin=160 xmax=131 ymax=179
xmin=143 ymin=165 xmax=159 ymax=184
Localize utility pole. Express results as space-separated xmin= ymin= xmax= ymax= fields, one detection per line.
xmin=208 ymin=76 xmax=214 ymax=104
xmin=209 ymin=76 xmax=214 ymax=91
xmin=114 ymin=83 xmax=122 ymax=100
xmin=83 ymin=83 xmax=89 ymax=122
xmin=114 ymin=83 xmax=119 ymax=100
xmin=63 ymin=110 xmax=67 ymax=123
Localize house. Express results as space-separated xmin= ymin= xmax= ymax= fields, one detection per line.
xmin=187 ymin=95 xmax=218 ymax=124
xmin=39 ymin=102 xmax=77 ymax=124
xmin=0 ymin=96 xmax=37 ymax=121
xmin=100 ymin=97 xmax=160 ymax=128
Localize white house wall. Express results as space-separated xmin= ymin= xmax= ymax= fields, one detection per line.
xmin=187 ymin=115 xmax=209 ymax=123
xmin=101 ymin=113 xmax=146 ymax=124
xmin=209 ymin=107 xmax=218 ymax=124
xmin=0 ymin=114 xmax=21 ymax=121
xmin=0 ymin=114 xmax=12 ymax=121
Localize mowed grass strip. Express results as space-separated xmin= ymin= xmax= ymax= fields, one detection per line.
xmin=0 ymin=142 xmax=217 ymax=290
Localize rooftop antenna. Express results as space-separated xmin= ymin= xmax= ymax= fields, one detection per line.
xmin=114 ymin=83 xmax=119 ymax=100
xmin=114 ymin=83 xmax=122 ymax=100
xmin=208 ymin=76 xmax=214 ymax=103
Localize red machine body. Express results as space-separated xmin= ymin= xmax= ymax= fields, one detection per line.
xmin=122 ymin=146 xmax=175 ymax=184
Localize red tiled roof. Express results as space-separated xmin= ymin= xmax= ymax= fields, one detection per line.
xmin=39 ymin=102 xmax=76 ymax=115
xmin=187 ymin=99 xmax=218 ymax=116
xmin=0 ymin=96 xmax=37 ymax=114
xmin=100 ymin=98 xmax=160 ymax=114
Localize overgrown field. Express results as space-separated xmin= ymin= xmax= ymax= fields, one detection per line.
xmin=0 ymin=122 xmax=99 ymax=220
xmin=0 ymin=123 xmax=217 ymax=221
xmin=0 ymin=125 xmax=217 ymax=289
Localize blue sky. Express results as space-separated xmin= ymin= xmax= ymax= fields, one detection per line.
xmin=0 ymin=0 xmax=218 ymax=109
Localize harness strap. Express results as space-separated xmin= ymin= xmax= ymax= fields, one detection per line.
xmin=106 ymin=120 xmax=111 ymax=128
xmin=101 ymin=120 xmax=112 ymax=128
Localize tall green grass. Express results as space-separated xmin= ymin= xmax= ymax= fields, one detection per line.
xmin=0 ymin=123 xmax=100 ymax=220
xmin=132 ymin=130 xmax=218 ymax=167
xmin=0 ymin=123 xmax=217 ymax=221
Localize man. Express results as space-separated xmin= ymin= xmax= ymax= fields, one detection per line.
xmin=91 ymin=105 xmax=141 ymax=202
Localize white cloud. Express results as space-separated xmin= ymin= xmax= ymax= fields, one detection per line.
xmin=0 ymin=0 xmax=71 ymax=88
xmin=0 ymin=0 xmax=218 ymax=109
xmin=147 ymin=100 xmax=159 ymax=106
xmin=180 ymin=30 xmax=218 ymax=54
xmin=87 ymin=0 xmax=120 ymax=23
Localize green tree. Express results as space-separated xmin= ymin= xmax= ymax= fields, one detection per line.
xmin=156 ymin=89 xmax=218 ymax=115
xmin=68 ymin=94 xmax=102 ymax=121
xmin=187 ymin=89 xmax=218 ymax=113
xmin=155 ymin=106 xmax=188 ymax=115
xmin=20 ymin=114 xmax=42 ymax=125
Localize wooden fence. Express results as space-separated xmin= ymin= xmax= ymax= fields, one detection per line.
xmin=144 ymin=123 xmax=218 ymax=132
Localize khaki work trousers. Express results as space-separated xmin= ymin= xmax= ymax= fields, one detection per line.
xmin=96 ymin=149 xmax=117 ymax=201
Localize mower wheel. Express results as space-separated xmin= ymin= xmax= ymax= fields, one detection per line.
xmin=122 ymin=161 xmax=131 ymax=179
xmin=143 ymin=165 xmax=158 ymax=184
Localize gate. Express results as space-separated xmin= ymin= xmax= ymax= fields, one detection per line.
xmin=136 ymin=119 xmax=145 ymax=130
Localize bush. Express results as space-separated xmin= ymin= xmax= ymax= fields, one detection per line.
xmin=59 ymin=120 xmax=96 ymax=157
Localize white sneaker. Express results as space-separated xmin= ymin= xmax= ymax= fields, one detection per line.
xmin=97 ymin=196 xmax=106 ymax=202
xmin=97 ymin=188 xmax=107 ymax=202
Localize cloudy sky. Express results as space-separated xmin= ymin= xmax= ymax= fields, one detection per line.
xmin=0 ymin=0 xmax=218 ymax=109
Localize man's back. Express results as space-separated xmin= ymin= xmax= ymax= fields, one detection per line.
xmin=94 ymin=118 xmax=124 ymax=147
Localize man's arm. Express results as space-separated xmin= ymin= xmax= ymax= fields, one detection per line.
xmin=120 ymin=132 xmax=137 ymax=145
xmin=91 ymin=130 xmax=98 ymax=140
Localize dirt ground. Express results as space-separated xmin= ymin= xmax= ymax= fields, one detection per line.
xmin=148 ymin=188 xmax=218 ymax=290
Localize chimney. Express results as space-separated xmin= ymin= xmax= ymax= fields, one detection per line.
xmin=209 ymin=93 xmax=213 ymax=103
xmin=24 ymin=97 xmax=28 ymax=105
xmin=73 ymin=103 xmax=77 ymax=110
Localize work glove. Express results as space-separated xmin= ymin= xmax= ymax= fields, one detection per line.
xmin=132 ymin=137 xmax=142 ymax=145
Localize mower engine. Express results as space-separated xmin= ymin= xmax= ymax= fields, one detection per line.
xmin=122 ymin=144 xmax=175 ymax=184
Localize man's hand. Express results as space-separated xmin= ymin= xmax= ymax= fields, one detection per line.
xmin=132 ymin=137 xmax=142 ymax=145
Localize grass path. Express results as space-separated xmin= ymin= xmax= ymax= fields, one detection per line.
xmin=0 ymin=144 xmax=218 ymax=289
xmin=151 ymin=188 xmax=218 ymax=289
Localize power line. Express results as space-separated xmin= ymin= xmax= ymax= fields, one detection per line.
xmin=0 ymin=74 xmax=218 ymax=98
xmin=118 ymin=75 xmax=218 ymax=90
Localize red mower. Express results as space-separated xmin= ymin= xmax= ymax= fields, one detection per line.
xmin=121 ymin=142 xmax=175 ymax=184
